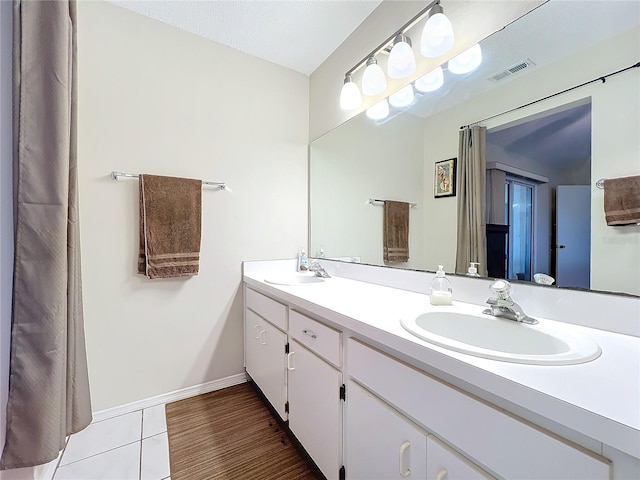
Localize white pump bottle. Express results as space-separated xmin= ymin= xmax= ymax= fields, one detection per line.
xmin=430 ymin=265 xmax=453 ymax=305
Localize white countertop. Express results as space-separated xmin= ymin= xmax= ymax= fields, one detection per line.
xmin=243 ymin=266 xmax=640 ymax=460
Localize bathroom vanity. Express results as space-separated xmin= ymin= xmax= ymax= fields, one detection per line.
xmin=243 ymin=260 xmax=640 ymax=480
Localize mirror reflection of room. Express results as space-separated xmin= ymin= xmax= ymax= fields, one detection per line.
xmin=310 ymin=0 xmax=639 ymax=296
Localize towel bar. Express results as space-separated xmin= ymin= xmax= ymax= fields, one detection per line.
xmin=111 ymin=171 xmax=226 ymax=189
xmin=368 ymin=198 xmax=417 ymax=208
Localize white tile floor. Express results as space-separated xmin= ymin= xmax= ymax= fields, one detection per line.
xmin=52 ymin=404 xmax=171 ymax=480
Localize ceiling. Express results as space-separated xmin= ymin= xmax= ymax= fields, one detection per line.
xmin=106 ymin=0 xmax=383 ymax=75
xmin=487 ymin=102 xmax=592 ymax=169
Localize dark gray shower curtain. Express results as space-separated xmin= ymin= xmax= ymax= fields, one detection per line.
xmin=1 ymin=0 xmax=91 ymax=469
xmin=455 ymin=125 xmax=488 ymax=276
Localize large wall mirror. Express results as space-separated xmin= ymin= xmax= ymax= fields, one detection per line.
xmin=310 ymin=0 xmax=640 ymax=296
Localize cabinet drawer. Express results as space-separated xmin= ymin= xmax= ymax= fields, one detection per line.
xmin=246 ymin=287 xmax=287 ymax=331
xmin=348 ymin=338 xmax=611 ymax=480
xmin=290 ymin=311 xmax=341 ymax=367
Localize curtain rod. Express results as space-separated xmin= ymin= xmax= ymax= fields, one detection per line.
xmin=460 ymin=62 xmax=640 ymax=130
xmin=111 ymin=171 xmax=226 ymax=189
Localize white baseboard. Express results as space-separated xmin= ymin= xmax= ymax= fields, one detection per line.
xmin=91 ymin=372 xmax=248 ymax=423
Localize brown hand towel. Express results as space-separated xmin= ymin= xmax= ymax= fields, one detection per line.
xmin=138 ymin=174 xmax=202 ymax=279
xmin=604 ymin=175 xmax=640 ymax=226
xmin=383 ymin=200 xmax=410 ymax=263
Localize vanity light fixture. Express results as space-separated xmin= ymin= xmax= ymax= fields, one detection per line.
xmin=387 ymin=34 xmax=417 ymax=79
xmin=366 ymin=98 xmax=390 ymax=120
xmin=448 ymin=44 xmax=483 ymax=74
xmin=339 ymin=74 xmax=362 ymax=110
xmin=415 ymin=66 xmax=444 ymax=92
xmin=389 ymin=84 xmax=415 ymax=108
xmin=362 ymin=57 xmax=387 ymax=95
xmin=338 ymin=0 xmax=458 ymax=111
xmin=420 ymin=1 xmax=455 ymax=58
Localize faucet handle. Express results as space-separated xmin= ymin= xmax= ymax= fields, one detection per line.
xmin=489 ymin=279 xmax=512 ymax=300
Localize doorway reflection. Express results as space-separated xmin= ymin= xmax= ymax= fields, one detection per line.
xmin=485 ymin=100 xmax=592 ymax=286
xmin=506 ymin=177 xmax=534 ymax=281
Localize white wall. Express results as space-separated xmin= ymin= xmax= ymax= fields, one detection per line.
xmin=419 ymin=27 xmax=640 ymax=295
xmin=590 ymin=58 xmax=640 ymax=294
xmin=77 ymin=2 xmax=309 ymax=411
xmin=309 ymin=0 xmax=544 ymax=141
xmin=311 ymin=113 xmax=425 ymax=268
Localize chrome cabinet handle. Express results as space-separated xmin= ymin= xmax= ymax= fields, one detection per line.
xmin=287 ymin=351 xmax=295 ymax=371
xmin=399 ymin=441 xmax=411 ymax=477
xmin=435 ymin=468 xmax=448 ymax=480
xmin=253 ymin=324 xmax=260 ymax=339
xmin=259 ymin=329 xmax=267 ymax=345
xmin=302 ymin=329 xmax=317 ymax=339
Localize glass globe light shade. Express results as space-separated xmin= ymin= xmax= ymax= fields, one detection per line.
xmin=448 ymin=44 xmax=482 ymax=74
xmin=362 ymin=58 xmax=387 ymax=96
xmin=387 ymin=35 xmax=416 ymax=79
xmin=420 ymin=8 xmax=455 ymax=58
xmin=366 ymin=99 xmax=389 ymax=120
xmin=389 ymin=85 xmax=415 ymax=108
xmin=415 ymin=66 xmax=444 ymax=92
xmin=339 ymin=75 xmax=362 ymax=110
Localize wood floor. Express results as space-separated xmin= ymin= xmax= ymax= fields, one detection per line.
xmin=166 ymin=382 xmax=321 ymax=480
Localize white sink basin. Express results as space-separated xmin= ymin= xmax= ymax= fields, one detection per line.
xmin=264 ymin=274 xmax=325 ymax=286
xmin=400 ymin=311 xmax=601 ymax=365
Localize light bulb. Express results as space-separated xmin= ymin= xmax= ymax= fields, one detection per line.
xmin=362 ymin=57 xmax=387 ymax=96
xmin=366 ymin=99 xmax=389 ymax=120
xmin=420 ymin=4 xmax=455 ymax=58
xmin=389 ymin=85 xmax=414 ymax=108
xmin=387 ymin=34 xmax=416 ymax=79
xmin=339 ymin=74 xmax=362 ymax=110
xmin=448 ymin=44 xmax=482 ymax=74
xmin=415 ymin=66 xmax=444 ymax=92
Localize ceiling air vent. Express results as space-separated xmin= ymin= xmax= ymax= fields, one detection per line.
xmin=487 ymin=59 xmax=536 ymax=82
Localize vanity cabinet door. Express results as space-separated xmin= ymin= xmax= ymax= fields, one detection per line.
xmin=288 ymin=339 xmax=342 ymax=480
xmin=244 ymin=309 xmax=287 ymax=420
xmin=346 ymin=380 xmax=427 ymax=479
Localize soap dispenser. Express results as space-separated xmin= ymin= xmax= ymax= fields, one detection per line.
xmin=430 ymin=265 xmax=453 ymax=305
xmin=297 ymin=248 xmax=309 ymax=272
xmin=466 ymin=262 xmax=480 ymax=277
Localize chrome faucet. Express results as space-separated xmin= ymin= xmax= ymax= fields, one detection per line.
xmin=309 ymin=260 xmax=331 ymax=278
xmin=483 ymin=280 xmax=537 ymax=324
